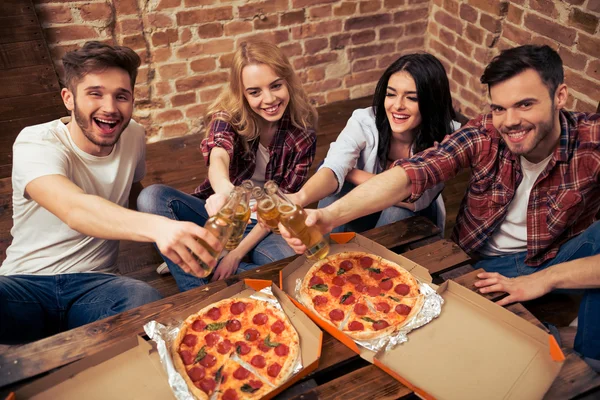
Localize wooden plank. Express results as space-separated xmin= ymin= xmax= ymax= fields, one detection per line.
xmin=0 ymin=65 xmax=59 ymax=99
xmin=452 ymin=268 xmax=507 ymax=302
xmin=0 ymin=13 xmax=41 ymax=45
xmin=0 ymin=40 xmax=50 ymax=70
xmin=313 ymin=332 xmax=358 ymax=374
xmin=363 ymin=216 xmax=440 ymax=251
xmin=545 ymin=348 xmax=600 ymax=400
xmin=402 ymin=239 xmax=470 ymax=275
xmin=0 ymin=92 xmax=65 ymax=122
xmin=0 ymin=0 xmax=34 ymax=17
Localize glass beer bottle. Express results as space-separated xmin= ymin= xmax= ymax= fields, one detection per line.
xmin=225 ymin=186 xmax=251 ymax=250
xmin=265 ymin=180 xmax=329 ymax=261
xmin=252 ymin=187 xmax=280 ymax=234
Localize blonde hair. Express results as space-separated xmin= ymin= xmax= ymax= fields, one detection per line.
xmin=204 ymin=41 xmax=317 ymax=144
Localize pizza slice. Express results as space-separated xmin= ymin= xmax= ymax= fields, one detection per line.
xmin=215 ymin=359 xmax=271 ymax=400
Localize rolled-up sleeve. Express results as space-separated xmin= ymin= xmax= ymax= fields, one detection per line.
xmin=201 ymin=117 xmax=237 ymax=166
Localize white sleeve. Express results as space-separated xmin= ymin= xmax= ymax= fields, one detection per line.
xmin=133 ymin=127 xmax=146 ymax=183
xmin=319 ymin=114 xmax=368 ymax=194
xmin=12 ymin=132 xmax=69 ymax=197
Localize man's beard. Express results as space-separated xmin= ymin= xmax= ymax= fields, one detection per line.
xmin=73 ymin=103 xmax=128 ymax=148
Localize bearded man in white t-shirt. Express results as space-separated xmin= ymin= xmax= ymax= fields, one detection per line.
xmin=0 ymin=42 xmax=221 ymax=343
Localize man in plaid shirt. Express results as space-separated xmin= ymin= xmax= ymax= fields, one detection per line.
xmin=285 ymin=45 xmax=600 ymax=371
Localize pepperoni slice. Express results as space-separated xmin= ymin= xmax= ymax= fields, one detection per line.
xmin=309 ymin=276 xmax=324 ymax=286
xmin=206 ymin=307 xmax=221 ymax=321
xmin=258 ymin=341 xmax=272 ymax=353
xmin=271 ymin=320 xmax=285 ymax=334
xmin=332 ymin=276 xmax=346 ymax=286
xmin=348 ymin=321 xmax=365 ymax=331
xmin=235 ymin=341 xmax=251 ymax=355
xmin=348 ymin=274 xmax=362 ymax=284
xmin=226 ymin=319 xmax=241 ymax=332
xmin=355 ymin=283 xmax=368 ymax=293
xmin=379 ymin=280 xmax=393 ymax=291
xmin=367 ymin=286 xmax=382 ymax=297
xmin=359 ymin=257 xmax=373 ymax=268
xmin=192 ymin=320 xmax=207 ymax=332
xmin=384 ymin=268 xmax=400 ymax=278
xmin=340 ymin=294 xmax=356 ymax=305
xmin=275 ymin=343 xmax=289 ymax=356
xmin=251 ymin=355 xmax=266 ymax=368
xmin=179 ymin=350 xmax=194 ymax=365
xmin=313 ymin=295 xmax=328 ymax=306
xmin=340 ymin=260 xmax=354 ymax=271
xmin=244 ymin=328 xmax=260 ymax=341
xmin=329 ymin=309 xmax=344 ymax=321
xmin=217 ymin=339 xmax=232 ymax=354
xmin=197 ymin=378 xmax=216 ymax=394
xmin=182 ymin=334 xmax=197 ymax=347
xmin=330 ymin=286 xmax=342 ymax=298
xmin=373 ymin=320 xmax=390 ymax=331
xmin=394 ymin=284 xmax=410 ymax=296
xmin=320 ymin=263 xmax=335 ymax=274
xmin=253 ymin=313 xmax=268 ymax=325
xmin=230 ymin=301 xmax=247 ymax=315
xmin=187 ymin=366 xmax=206 ymax=381
xmin=249 ymin=380 xmax=263 ymax=389
xmin=222 ymin=389 xmax=238 ymax=400
xmin=354 ymin=303 xmax=368 ymax=315
xmin=268 ymin=363 xmax=282 ymax=377
xmin=205 ymin=332 xmax=220 ymax=347
xmin=369 ymin=271 xmax=385 ymax=280
xmin=396 ymin=304 xmax=412 ymax=315
xmin=233 ymin=366 xmax=250 ymax=380
xmin=376 ymin=302 xmax=391 ymax=313
xmin=199 ymin=353 xmax=216 ymax=368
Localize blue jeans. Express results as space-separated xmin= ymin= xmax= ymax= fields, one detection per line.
xmin=318 ymin=181 xmax=439 ymax=233
xmin=475 ymin=221 xmax=600 ymax=363
xmin=137 ymin=184 xmax=294 ymax=292
xmin=0 ymin=273 xmax=162 ymax=344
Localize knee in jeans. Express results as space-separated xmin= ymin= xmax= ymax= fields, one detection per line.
xmin=137 ymin=184 xmax=169 ymax=213
xmin=124 ymin=281 xmax=162 ymax=307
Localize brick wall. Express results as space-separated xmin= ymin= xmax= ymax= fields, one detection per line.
xmin=427 ymin=0 xmax=600 ymax=118
xmin=35 ymin=0 xmax=431 ymax=141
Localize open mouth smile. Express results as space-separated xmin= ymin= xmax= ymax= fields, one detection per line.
xmin=93 ymin=117 xmax=120 ymax=135
xmin=391 ymin=112 xmax=410 ymax=124
xmin=261 ymin=103 xmax=281 ymax=116
xmin=503 ymin=128 xmax=531 ymax=143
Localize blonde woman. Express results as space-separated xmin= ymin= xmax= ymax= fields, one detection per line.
xmin=138 ymin=41 xmax=317 ymax=291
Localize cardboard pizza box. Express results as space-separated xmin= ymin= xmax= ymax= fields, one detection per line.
xmin=16 ymin=279 xmax=322 ymax=400
xmin=280 ymin=233 xmax=564 ymax=400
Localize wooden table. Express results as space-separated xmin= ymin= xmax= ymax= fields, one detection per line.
xmin=1 ymin=216 xmax=599 ymax=399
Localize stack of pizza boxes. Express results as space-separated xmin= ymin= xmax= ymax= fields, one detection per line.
xmin=280 ymin=233 xmax=565 ymax=400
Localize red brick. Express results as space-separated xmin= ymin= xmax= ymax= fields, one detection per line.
xmin=565 ymin=69 xmax=600 ymax=101
xmin=180 ymin=28 xmax=192 ymax=44
xmin=162 ymin=123 xmax=190 ymax=138
xmin=469 ymin=75 xmax=485 ymax=93
xmin=467 ymin=0 xmax=506 ymax=16
xmin=254 ymin=16 xmax=279 ymax=30
xmin=304 ymin=79 xmax=342 ymax=93
xmin=292 ymin=20 xmax=342 ymax=39
xmin=569 ymin=8 xmax=599 ymax=35
xmin=49 ymin=44 xmax=79 ymax=62
xmin=348 ymin=43 xmax=395 ymax=60
xmin=224 ymin=21 xmax=252 ymax=36
xmin=36 ymin=4 xmax=73 ymax=24
xmin=565 ymin=93 xmax=576 ymax=110
xmin=114 ymin=0 xmax=138 ymax=15
xmin=331 ymin=33 xmax=351 ymax=50
xmin=563 ymin=0 xmax=584 ymax=4
xmin=460 ymin=87 xmax=483 ymax=106
xmin=428 ymin=22 xmax=439 ymax=37
xmin=438 ymin=28 xmax=456 ymax=47
xmin=409 ymin=0 xmax=429 ymax=3
xmin=380 ymin=26 xmax=404 ymax=41
xmin=429 ymin=38 xmax=457 ymax=63
xmin=451 ymin=67 xmax=467 ymax=86
xmin=351 ymin=30 xmax=376 ymax=45
xmin=117 ymin=19 xmax=142 ymax=35
xmin=473 ymin=47 xmax=488 ymax=62
xmin=459 ymin=3 xmax=478 ymax=23
xmin=280 ymin=42 xmax=303 ymax=57
xmin=171 ymin=92 xmax=196 ymax=107
xmin=186 ymin=104 xmax=208 ymax=119
xmin=531 ymin=36 xmax=558 ymax=50
xmin=292 ymin=0 xmax=338 ymax=7
xmin=219 ymin=52 xmax=235 ymax=68
xmin=152 ymin=29 xmax=178 ymax=47
xmin=529 ymin=0 xmax=558 ymax=18
xmin=80 ymin=2 xmax=112 ymax=21
xmin=198 ymin=22 xmax=223 ymax=38
xmin=524 ymin=13 xmax=576 ymax=46
xmin=465 ymin=24 xmax=485 ymax=43
xmin=309 ymin=94 xmax=325 ymax=105
xmin=305 ymin=37 xmax=328 ymax=54
xmin=156 ymin=110 xmax=183 ymax=123
xmin=577 ymin=33 xmax=600 ymax=58
xmin=384 ymin=0 xmax=405 ymax=7
xmin=334 ymin=2 xmax=357 ymax=16
xmin=586 ymin=59 xmax=600 ymax=82
xmin=502 ymin=23 xmax=531 ymax=44
xmin=456 ymin=36 xmax=474 ymax=56
xmin=378 ymin=53 xmax=403 ymax=68
xmin=145 ymin=13 xmax=174 ymax=28
xmin=204 ymin=38 xmax=235 ymax=54
xmin=293 ymin=53 xmax=337 ymax=69
xmin=360 ymin=0 xmax=381 ymax=13
xmin=237 ymin=30 xmax=288 ymax=46
xmin=185 ymin=0 xmax=220 ymax=6
xmin=176 ymin=72 xmax=229 ymax=92
xmin=506 ymin=4 xmax=523 ymax=24
xmin=463 ymin=105 xmax=480 ymax=119
xmin=396 ymin=36 xmax=425 ymax=52
xmin=200 ymin=87 xmax=222 ymax=103
xmin=574 ymin=99 xmax=598 ymax=113
xmin=588 ymin=0 xmax=600 ymax=13
xmin=177 ymin=6 xmax=233 ymax=25
xmin=480 ymin=13 xmax=500 ymax=33
xmin=158 ymin=63 xmax=188 ymax=79
xmin=134 ymin=85 xmax=150 ymax=101
xmin=394 ymin=7 xmax=429 ymax=24
xmin=558 ymin=47 xmax=587 ymax=70
xmin=456 ymin=54 xmax=483 ymax=76
xmin=345 ymin=13 xmax=391 ymax=30
xmin=281 ymin=10 xmax=305 ymax=25
xmin=156 ymin=0 xmax=181 ymax=10
xmin=45 ymin=25 xmax=98 ymax=43
xmin=405 ymin=21 xmax=427 ymax=36
xmin=353 ymin=58 xmax=376 ymax=72
xmin=433 ymin=10 xmax=462 ymax=35
xmin=326 ymin=89 xmax=350 ymax=103
xmin=239 ymin=0 xmax=288 ymax=18
xmin=191 ymin=58 xmax=216 ymax=72
xmin=309 ymin=4 xmax=332 ymax=18
xmin=443 ymin=0 xmax=459 ymax=13
xmin=344 ymin=69 xmax=383 ymax=87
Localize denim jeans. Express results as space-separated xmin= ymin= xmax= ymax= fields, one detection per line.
xmin=475 ymin=221 xmax=600 ymax=363
xmin=318 ymin=181 xmax=439 ymax=233
xmin=0 ymin=273 xmax=162 ymax=344
xmin=137 ymin=184 xmax=295 ymax=292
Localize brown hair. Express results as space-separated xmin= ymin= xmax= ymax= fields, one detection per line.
xmin=204 ymin=41 xmax=317 ymax=143
xmin=61 ymin=41 xmax=141 ymax=91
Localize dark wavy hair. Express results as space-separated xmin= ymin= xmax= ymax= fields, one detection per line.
xmin=372 ymin=53 xmax=456 ymax=167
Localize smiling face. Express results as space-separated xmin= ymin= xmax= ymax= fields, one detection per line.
xmin=489 ymin=68 xmax=566 ymax=163
xmin=61 ymin=67 xmax=134 ymax=156
xmin=241 ymin=63 xmax=290 ymax=125
xmin=384 ymin=71 xmax=422 ymax=141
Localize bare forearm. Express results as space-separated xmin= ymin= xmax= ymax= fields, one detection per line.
xmin=296 ymin=168 xmax=338 ymax=207
xmin=345 ymin=169 xmax=374 ymax=186
xmin=545 ymin=254 xmax=600 ymax=290
xmin=208 ymin=148 xmax=234 ymax=195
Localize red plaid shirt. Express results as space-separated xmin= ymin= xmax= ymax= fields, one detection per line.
xmin=396 ymin=110 xmax=600 ymax=266
xmin=194 ymin=112 xmax=317 ymax=198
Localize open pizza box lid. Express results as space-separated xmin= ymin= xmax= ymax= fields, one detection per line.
xmin=16 ymin=279 xmax=322 ymax=400
xmin=280 ymin=233 xmax=564 ymax=400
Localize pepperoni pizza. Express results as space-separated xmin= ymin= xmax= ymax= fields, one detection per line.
xmin=299 ymin=251 xmax=424 ymax=341
xmin=172 ymin=298 xmax=300 ymax=400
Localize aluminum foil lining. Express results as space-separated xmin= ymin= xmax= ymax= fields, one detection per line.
xmin=144 ymin=285 xmax=303 ymax=400
xmin=294 ymin=278 xmax=444 ymax=352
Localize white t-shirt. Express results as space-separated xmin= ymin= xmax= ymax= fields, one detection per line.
xmin=480 ymin=154 xmax=553 ymax=256
xmin=249 ymin=143 xmax=270 ymax=220
xmin=0 ymin=117 xmax=146 ymax=275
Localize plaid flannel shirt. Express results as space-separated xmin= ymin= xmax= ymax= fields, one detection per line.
xmin=395 ymin=110 xmax=600 ymax=266
xmin=194 ymin=112 xmax=317 ymax=199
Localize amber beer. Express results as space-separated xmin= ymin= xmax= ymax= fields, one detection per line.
xmin=253 ymin=187 xmax=280 ymax=234
xmin=225 ymin=186 xmax=251 ymax=250
xmin=278 ymin=203 xmax=329 ymax=260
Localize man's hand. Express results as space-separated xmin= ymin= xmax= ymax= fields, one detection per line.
xmin=279 ymin=208 xmax=336 ymax=254
xmin=206 ymin=193 xmax=229 ymax=216
xmin=211 ymin=251 xmax=241 ymax=282
xmin=474 ymin=271 xmax=552 ymax=306
xmin=155 ymin=219 xmax=221 ymax=278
